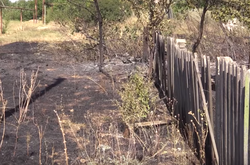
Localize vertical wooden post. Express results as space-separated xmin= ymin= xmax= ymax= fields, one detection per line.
xmin=44 ymin=4 xmax=46 ymax=25
xmin=235 ymin=66 xmax=240 ymax=165
xmin=239 ymin=67 xmax=246 ymax=165
xmin=20 ymin=9 xmax=22 ymax=23
xmin=243 ymin=71 xmax=249 ymax=165
xmin=248 ymin=51 xmax=250 ymax=69
xmin=33 ymin=10 xmax=35 ymax=23
xmin=42 ymin=0 xmax=45 ymax=24
xmin=20 ymin=9 xmax=23 ymax=31
xmin=35 ymin=0 xmax=37 ymax=23
xmin=0 ymin=7 xmax=2 ymax=35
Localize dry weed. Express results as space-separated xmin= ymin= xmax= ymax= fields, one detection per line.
xmin=0 ymin=80 xmax=7 ymax=150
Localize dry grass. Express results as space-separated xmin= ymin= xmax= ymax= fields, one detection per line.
xmin=54 ymin=110 xmax=69 ymax=165
xmin=0 ymin=20 xmax=66 ymax=44
xmin=13 ymin=69 xmax=40 ymax=157
xmin=18 ymin=69 xmax=39 ymax=123
xmin=55 ymin=110 xmax=196 ymax=165
xmin=0 ymin=16 xmax=144 ymax=61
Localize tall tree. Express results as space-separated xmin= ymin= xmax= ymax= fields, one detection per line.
xmin=182 ymin=0 xmax=223 ymax=54
xmin=126 ymin=0 xmax=174 ymax=62
xmin=65 ymin=0 xmax=104 ymax=70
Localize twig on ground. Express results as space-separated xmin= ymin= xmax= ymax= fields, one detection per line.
xmin=54 ymin=110 xmax=69 ymax=165
xmin=34 ymin=118 xmax=49 ymax=165
xmin=0 ymin=80 xmax=7 ymax=150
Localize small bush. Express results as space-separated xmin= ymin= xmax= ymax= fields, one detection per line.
xmin=118 ymin=71 xmax=156 ymax=125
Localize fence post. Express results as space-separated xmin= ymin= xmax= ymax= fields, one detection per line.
xmin=0 ymin=7 xmax=2 ymax=34
xmin=20 ymin=9 xmax=22 ymax=23
xmin=44 ymin=4 xmax=46 ymax=25
xmin=35 ymin=0 xmax=37 ymax=23
xmin=248 ymin=51 xmax=250 ymax=69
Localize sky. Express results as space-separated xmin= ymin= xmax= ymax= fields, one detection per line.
xmin=9 ymin=0 xmax=18 ymax=2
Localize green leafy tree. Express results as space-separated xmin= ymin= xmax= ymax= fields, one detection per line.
xmin=46 ymin=0 xmax=131 ymax=71
xmin=212 ymin=0 xmax=250 ymax=28
xmin=0 ymin=0 xmax=11 ymax=6
xmin=2 ymin=0 xmax=41 ymax=21
xmin=46 ymin=0 xmax=131 ymax=24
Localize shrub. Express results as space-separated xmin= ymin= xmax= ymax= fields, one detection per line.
xmin=2 ymin=19 xmax=10 ymax=34
xmin=118 ymin=71 xmax=156 ymax=125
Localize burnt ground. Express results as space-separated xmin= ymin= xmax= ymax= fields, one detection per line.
xmin=0 ymin=42 xmax=199 ymax=165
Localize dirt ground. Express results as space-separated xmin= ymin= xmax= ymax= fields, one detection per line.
xmin=0 ymin=41 xmax=198 ymax=165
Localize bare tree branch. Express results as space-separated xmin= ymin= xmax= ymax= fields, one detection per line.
xmin=67 ymin=0 xmax=97 ymax=19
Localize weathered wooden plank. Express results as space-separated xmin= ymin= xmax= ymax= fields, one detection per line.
xmin=135 ymin=120 xmax=170 ymax=127
xmin=155 ymin=33 xmax=160 ymax=84
xmin=220 ymin=59 xmax=224 ymax=165
xmin=205 ymin=55 xmax=214 ymax=164
xmin=207 ymin=56 xmax=213 ymax=130
xmin=223 ymin=60 xmax=228 ymax=165
xmin=227 ymin=63 xmax=232 ymax=165
xmin=158 ymin=34 xmax=163 ymax=88
xmin=170 ymin=38 xmax=175 ymax=98
xmin=231 ymin=64 xmax=236 ymax=165
xmin=235 ymin=66 xmax=240 ymax=165
xmin=190 ymin=53 xmax=196 ymax=122
xmin=243 ymin=70 xmax=249 ymax=165
xmin=215 ymin=57 xmax=221 ymax=164
xmin=192 ymin=58 xmax=198 ymax=120
xmin=173 ymin=48 xmax=179 ymax=116
xmin=239 ymin=66 xmax=246 ymax=165
xmin=184 ymin=52 xmax=189 ymax=124
xmin=180 ymin=49 xmax=185 ymax=123
xmin=194 ymin=54 xmax=200 ymax=123
xmin=186 ymin=52 xmax=193 ymax=123
xmin=161 ymin=36 xmax=167 ymax=95
xmin=201 ymin=55 xmax=205 ymax=90
xmin=167 ymin=37 xmax=171 ymax=98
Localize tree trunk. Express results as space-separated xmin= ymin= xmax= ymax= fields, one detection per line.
xmin=192 ymin=0 xmax=209 ymax=54
xmin=93 ymin=0 xmax=103 ymax=72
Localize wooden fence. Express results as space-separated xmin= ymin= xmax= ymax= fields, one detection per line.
xmin=153 ymin=32 xmax=250 ymax=165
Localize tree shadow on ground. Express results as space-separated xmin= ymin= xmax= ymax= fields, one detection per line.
xmin=4 ymin=77 xmax=66 ymax=119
